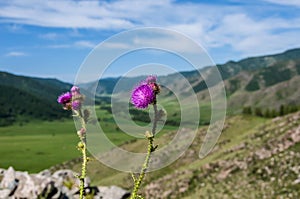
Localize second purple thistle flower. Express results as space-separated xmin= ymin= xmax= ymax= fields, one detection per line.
xmin=131 ymin=84 xmax=155 ymax=109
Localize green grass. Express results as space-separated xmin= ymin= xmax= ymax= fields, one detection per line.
xmin=0 ymin=99 xmax=259 ymax=177
xmin=0 ymin=100 xmax=226 ymax=176
xmin=187 ymin=115 xmax=267 ymax=170
xmin=0 ymin=104 xmax=178 ymax=173
xmin=75 ymin=114 xmax=269 ymax=188
xmin=0 ymin=119 xmax=136 ymax=172
xmin=3 ymin=107 xmax=297 ymax=199
xmin=0 ymin=119 xmax=78 ymax=172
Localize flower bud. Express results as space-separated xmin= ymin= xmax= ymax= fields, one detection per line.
xmin=77 ymin=142 xmax=84 ymax=150
xmin=77 ymin=128 xmax=86 ymax=137
xmin=71 ymin=86 xmax=80 ymax=96
xmin=72 ymin=100 xmax=81 ymax=110
xmin=145 ymin=131 xmax=153 ymax=138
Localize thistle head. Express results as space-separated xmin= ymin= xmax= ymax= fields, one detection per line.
xmin=57 ymin=92 xmax=72 ymax=110
xmin=131 ymin=84 xmax=155 ymax=109
xmin=57 ymin=86 xmax=84 ymax=111
xmin=131 ymin=76 xmax=160 ymax=109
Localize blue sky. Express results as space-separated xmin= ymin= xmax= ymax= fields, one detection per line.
xmin=0 ymin=0 xmax=300 ymax=83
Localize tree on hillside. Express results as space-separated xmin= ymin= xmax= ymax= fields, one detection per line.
xmin=255 ymin=107 xmax=263 ymax=117
xmin=242 ymin=106 xmax=252 ymax=115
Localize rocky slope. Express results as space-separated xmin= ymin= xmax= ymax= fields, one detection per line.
xmin=56 ymin=111 xmax=300 ymax=199
xmin=142 ymin=112 xmax=300 ymax=198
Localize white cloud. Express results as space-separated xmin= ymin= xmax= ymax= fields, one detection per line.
xmin=101 ymin=42 xmax=131 ymax=50
xmin=95 ymin=29 xmax=206 ymax=54
xmin=132 ymin=31 xmax=205 ymax=54
xmin=263 ymin=0 xmax=300 ymax=7
xmin=48 ymin=44 xmax=71 ymax=49
xmin=0 ymin=0 xmax=135 ymax=29
xmin=47 ymin=40 xmax=96 ymax=49
xmin=205 ymin=13 xmax=300 ymax=56
xmin=39 ymin=33 xmax=59 ymax=40
xmin=5 ymin=51 xmax=27 ymax=57
xmin=74 ymin=40 xmax=96 ymax=48
xmin=0 ymin=0 xmax=300 ymax=59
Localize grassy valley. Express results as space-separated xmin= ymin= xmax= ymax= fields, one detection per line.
xmin=1 ymin=48 xmax=300 ymax=198
xmin=0 ymin=119 xmax=77 ymax=172
xmin=0 ymin=104 xmax=176 ymax=173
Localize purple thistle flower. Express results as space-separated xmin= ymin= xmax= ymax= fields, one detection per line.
xmin=131 ymin=84 xmax=155 ymax=109
xmin=72 ymin=100 xmax=81 ymax=110
xmin=57 ymin=92 xmax=72 ymax=104
xmin=71 ymin=86 xmax=80 ymax=96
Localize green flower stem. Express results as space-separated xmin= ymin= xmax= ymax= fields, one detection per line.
xmin=130 ymin=136 xmax=153 ymax=199
xmin=79 ymin=140 xmax=87 ymax=199
xmin=152 ymin=103 xmax=158 ymax=136
xmin=130 ymin=103 xmax=158 ymax=199
xmin=77 ymin=111 xmax=88 ymax=199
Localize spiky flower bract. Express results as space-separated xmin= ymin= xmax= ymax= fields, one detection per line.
xmin=72 ymin=100 xmax=81 ymax=110
xmin=145 ymin=75 xmax=157 ymax=84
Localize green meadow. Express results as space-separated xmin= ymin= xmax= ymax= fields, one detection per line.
xmin=0 ymin=120 xmax=78 ymax=172
xmin=0 ymin=105 xmax=178 ymax=173
xmin=1 ymin=101 xmax=300 ymax=198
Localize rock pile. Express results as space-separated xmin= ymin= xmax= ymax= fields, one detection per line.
xmin=0 ymin=167 xmax=129 ymax=199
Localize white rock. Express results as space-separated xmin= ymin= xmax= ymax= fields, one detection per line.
xmin=0 ymin=167 xmax=128 ymax=199
xmin=13 ymin=171 xmax=36 ymax=198
xmin=0 ymin=189 xmax=11 ymax=199
xmin=0 ymin=167 xmax=16 ymax=189
xmin=97 ymin=185 xmax=130 ymax=199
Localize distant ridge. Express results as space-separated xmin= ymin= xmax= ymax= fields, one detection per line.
xmin=1 ymin=47 xmax=300 ymax=125
xmin=0 ymin=71 xmax=72 ymax=126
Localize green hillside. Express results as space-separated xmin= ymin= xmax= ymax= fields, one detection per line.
xmin=80 ymin=48 xmax=300 ymax=121
xmin=0 ymin=71 xmax=71 ymax=101
xmin=1 ymin=48 xmax=300 ymax=126
xmin=82 ymin=48 xmax=300 ymax=95
xmin=50 ymin=111 xmax=300 ymax=199
xmin=0 ymin=85 xmax=69 ymax=126
xmin=0 ymin=71 xmax=72 ymax=126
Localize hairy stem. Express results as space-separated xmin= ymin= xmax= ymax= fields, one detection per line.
xmin=152 ymin=103 xmax=158 ymax=136
xmin=130 ymin=104 xmax=158 ymax=199
xmin=78 ymin=111 xmax=87 ymax=199
xmin=130 ymin=137 xmax=153 ymax=199
xmin=79 ymin=139 xmax=87 ymax=199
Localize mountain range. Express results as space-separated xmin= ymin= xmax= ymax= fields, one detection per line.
xmin=1 ymin=48 xmax=300 ymax=126
xmin=82 ymin=48 xmax=300 ymax=109
xmin=78 ymin=47 xmax=300 ymax=122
